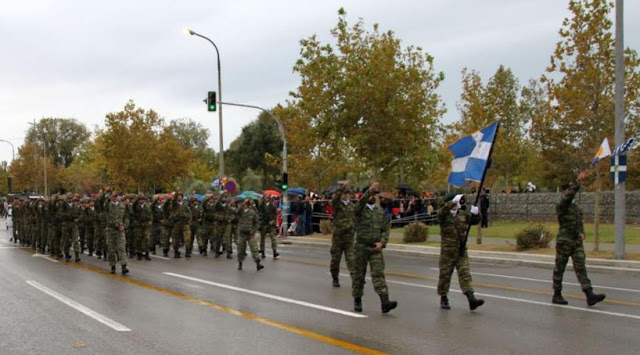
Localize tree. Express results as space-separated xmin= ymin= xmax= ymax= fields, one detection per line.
xmin=94 ymin=100 xmax=191 ymax=192
xmin=226 ymin=111 xmax=283 ymax=189
xmin=26 ymin=118 xmax=90 ymax=168
xmin=450 ymin=66 xmax=529 ymax=188
xmin=165 ymin=118 xmax=217 ymax=184
xmin=536 ymin=0 xmax=640 ymax=188
xmin=279 ymin=8 xmax=445 ymax=189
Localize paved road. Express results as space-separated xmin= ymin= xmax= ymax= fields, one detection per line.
xmin=1 ymin=226 xmax=640 ymax=354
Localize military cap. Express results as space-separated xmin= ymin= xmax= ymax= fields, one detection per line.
xmin=443 ymin=192 xmax=458 ymax=202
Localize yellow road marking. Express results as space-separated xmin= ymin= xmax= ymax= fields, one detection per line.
xmin=277 ymin=256 xmax=640 ymax=308
xmin=23 ymin=250 xmax=385 ymax=355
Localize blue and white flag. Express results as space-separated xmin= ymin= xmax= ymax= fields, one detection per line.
xmin=612 ymin=135 xmax=636 ymax=156
xmin=611 ymin=154 xmax=627 ymax=185
xmin=447 ymin=122 xmax=499 ymax=187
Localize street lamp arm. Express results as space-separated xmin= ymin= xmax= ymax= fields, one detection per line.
xmin=0 ymin=139 xmax=15 ymax=161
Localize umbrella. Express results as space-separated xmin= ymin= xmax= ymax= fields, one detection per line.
xmin=193 ymin=194 xmax=205 ymax=202
xmin=263 ymin=190 xmax=281 ymax=197
xmin=288 ymin=187 xmax=306 ymax=196
xmin=323 ymin=186 xmax=340 ymax=195
xmin=396 ymin=183 xmax=415 ymax=191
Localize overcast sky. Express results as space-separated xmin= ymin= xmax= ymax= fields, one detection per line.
xmin=0 ymin=0 xmax=638 ymax=166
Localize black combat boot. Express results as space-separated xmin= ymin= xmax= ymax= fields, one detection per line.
xmin=332 ymin=277 xmax=340 ymax=288
xmin=354 ymin=297 xmax=363 ymax=312
xmin=137 ymin=252 xmax=142 ymax=261
xmin=380 ymin=294 xmax=398 ymax=313
xmin=163 ymin=249 xmax=169 ymax=257
xmin=552 ymin=291 xmax=568 ymax=305
xmin=88 ymin=250 xmax=93 ymax=257
xmin=74 ymin=252 xmax=81 ymax=263
xmin=110 ymin=265 xmax=116 ymax=274
xmin=144 ymin=252 xmax=151 ymax=261
xmin=121 ymin=264 xmax=129 ymax=275
xmin=261 ymin=250 xmax=266 ymax=259
xmin=238 ymin=262 xmax=243 ymax=270
xmin=185 ymin=251 xmax=191 ymax=259
xmin=151 ymin=246 xmax=156 ymax=255
xmin=226 ymin=253 xmax=232 ymax=259
xmin=273 ymin=250 xmax=279 ymax=259
xmin=203 ymin=250 xmax=208 ymax=256
xmin=256 ymin=261 xmax=264 ymax=271
xmin=65 ymin=253 xmax=71 ymax=262
xmin=465 ymin=292 xmax=485 ymax=310
xmin=440 ymin=296 xmax=451 ymax=309
xmin=174 ymin=250 xmax=181 ymax=258
xmin=97 ymin=252 xmax=102 ymax=259
xmin=584 ymin=288 xmax=606 ymax=306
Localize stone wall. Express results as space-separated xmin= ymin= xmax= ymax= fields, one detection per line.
xmin=482 ymin=191 xmax=640 ymax=223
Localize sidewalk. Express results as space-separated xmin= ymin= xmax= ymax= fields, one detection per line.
xmin=284 ymin=234 xmax=640 ymax=273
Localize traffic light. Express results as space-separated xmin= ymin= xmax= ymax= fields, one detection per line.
xmin=281 ymin=173 xmax=288 ymax=190
xmin=207 ymin=91 xmax=217 ymax=112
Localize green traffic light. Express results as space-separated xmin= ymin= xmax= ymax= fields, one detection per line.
xmin=282 ymin=184 xmax=288 ymax=189
xmin=209 ymin=105 xmax=216 ymax=111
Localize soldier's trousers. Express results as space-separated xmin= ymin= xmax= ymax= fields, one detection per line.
xmin=351 ymin=244 xmax=388 ymax=298
xmin=93 ymin=223 xmax=105 ymax=256
xmin=190 ymin=225 xmax=199 ymax=250
xmin=134 ymin=225 xmax=151 ymax=255
xmin=49 ymin=225 xmax=62 ymax=257
xmin=61 ymin=223 xmax=80 ymax=256
xmin=172 ymin=224 xmax=191 ymax=253
xmin=38 ymin=222 xmax=47 ymax=252
xmin=438 ymin=243 xmax=474 ymax=296
xmin=199 ymin=223 xmax=214 ymax=252
xmin=553 ymin=238 xmax=592 ymax=291
xmin=151 ymin=224 xmax=163 ymax=250
xmin=161 ymin=225 xmax=172 ymax=251
xmin=260 ymin=225 xmax=277 ymax=253
xmin=211 ymin=223 xmax=224 ymax=253
xmin=126 ymin=226 xmax=135 ymax=253
xmin=85 ymin=227 xmax=95 ymax=252
xmin=330 ymin=233 xmax=355 ymax=279
xmin=223 ymin=224 xmax=233 ymax=254
xmin=79 ymin=226 xmax=85 ymax=251
xmin=106 ymin=228 xmax=127 ymax=266
xmin=237 ymin=230 xmax=260 ymax=263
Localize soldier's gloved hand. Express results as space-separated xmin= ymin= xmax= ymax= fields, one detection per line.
xmin=452 ymin=194 xmax=464 ymax=205
xmin=470 ymin=205 xmax=479 ymax=215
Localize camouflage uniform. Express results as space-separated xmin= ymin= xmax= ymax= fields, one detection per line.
xmin=236 ymin=203 xmax=261 ymax=265
xmin=437 ymin=201 xmax=481 ymax=296
xmin=330 ymin=186 xmax=355 ymax=281
xmin=125 ymin=201 xmax=135 ymax=257
xmin=102 ymin=194 xmax=129 ymax=268
xmin=222 ymin=201 xmax=236 ymax=257
xmin=60 ymin=199 xmax=81 ymax=261
xmin=169 ymin=197 xmax=192 ymax=257
xmin=84 ymin=204 xmax=96 ymax=255
xmin=151 ymin=199 xmax=165 ymax=255
xmin=189 ymin=200 xmax=202 ymax=253
xmin=259 ymin=199 xmax=278 ymax=257
xmin=212 ymin=199 xmax=228 ymax=256
xmin=162 ymin=199 xmax=173 ymax=256
xmin=553 ymin=184 xmax=591 ymax=292
xmin=352 ymin=189 xmax=391 ymax=298
xmin=200 ymin=198 xmax=217 ymax=255
xmin=50 ymin=199 xmax=64 ymax=258
xmin=94 ymin=196 xmax=107 ymax=259
xmin=133 ymin=197 xmax=152 ymax=260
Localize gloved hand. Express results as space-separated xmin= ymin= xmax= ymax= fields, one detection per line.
xmin=470 ymin=205 xmax=479 ymax=215
xmin=452 ymin=194 xmax=464 ymax=205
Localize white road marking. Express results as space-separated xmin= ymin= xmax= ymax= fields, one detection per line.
xmin=339 ymin=273 xmax=640 ymax=321
xmin=164 ymin=272 xmax=367 ymax=318
xmin=32 ymin=254 xmax=59 ymax=263
xmin=26 ymin=280 xmax=131 ymax=331
xmin=428 ymin=268 xmax=640 ymax=294
xmin=0 ymin=246 xmax=19 ymax=249
xmin=150 ymin=254 xmax=172 ymax=260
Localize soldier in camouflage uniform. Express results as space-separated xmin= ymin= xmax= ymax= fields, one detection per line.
xmin=352 ymin=182 xmax=397 ymax=313
xmin=133 ymin=195 xmax=153 ymax=261
xmin=84 ymin=200 xmax=96 ymax=256
xmin=552 ymin=172 xmax=606 ymax=306
xmin=437 ymin=193 xmax=483 ymax=310
xmin=150 ymin=196 xmax=165 ymax=255
xmin=94 ymin=192 xmax=107 ymax=260
xmin=50 ymin=196 xmax=64 ymax=258
xmin=259 ymin=195 xmax=279 ymax=259
xmin=236 ymin=198 xmax=264 ymax=271
xmin=222 ymin=194 xmax=236 ymax=259
xmin=99 ymin=188 xmax=129 ymax=275
xmin=60 ymin=194 xmax=82 ymax=262
xmin=169 ymin=192 xmax=192 ymax=258
xmin=124 ymin=195 xmax=136 ymax=258
xmin=330 ymin=180 xmax=355 ymax=288
xmin=189 ymin=198 xmax=203 ymax=255
xmin=229 ymin=199 xmax=239 ymax=245
xmin=200 ymin=195 xmax=217 ymax=256
xmin=212 ymin=195 xmax=228 ymax=257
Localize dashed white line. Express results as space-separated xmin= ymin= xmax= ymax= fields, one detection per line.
xmin=27 ymin=280 xmax=131 ymax=331
xmin=32 ymin=254 xmax=59 ymax=263
xmin=164 ymin=272 xmax=367 ymax=318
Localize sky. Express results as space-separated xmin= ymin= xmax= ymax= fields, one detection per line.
xmin=0 ymin=0 xmax=638 ymax=166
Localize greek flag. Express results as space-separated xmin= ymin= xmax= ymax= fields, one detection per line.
xmin=612 ymin=135 xmax=636 ymax=156
xmin=610 ymin=154 xmax=627 ymax=185
xmin=447 ymin=122 xmax=499 ymax=187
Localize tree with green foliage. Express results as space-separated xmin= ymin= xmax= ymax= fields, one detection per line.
xmin=278 ymin=8 xmax=445 ymax=189
xmin=25 ymin=118 xmax=90 ymax=168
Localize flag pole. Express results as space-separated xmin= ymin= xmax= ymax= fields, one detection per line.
xmin=460 ymin=122 xmax=501 ymax=256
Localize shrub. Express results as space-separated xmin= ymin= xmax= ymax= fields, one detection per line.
xmin=403 ymin=222 xmax=428 ymax=243
xmin=516 ymin=224 xmax=553 ymax=251
xmin=320 ymin=219 xmax=335 ymax=235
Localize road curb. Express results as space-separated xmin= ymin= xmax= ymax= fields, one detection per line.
xmin=283 ymin=237 xmax=640 ymax=273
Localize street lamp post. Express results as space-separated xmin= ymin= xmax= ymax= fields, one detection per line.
xmin=219 ymin=101 xmax=289 ymax=236
xmin=184 ymin=28 xmax=225 ymax=177
xmin=0 ymin=139 xmax=14 ymax=161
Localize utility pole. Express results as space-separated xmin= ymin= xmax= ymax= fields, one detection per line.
xmin=614 ymin=0 xmax=625 ymax=259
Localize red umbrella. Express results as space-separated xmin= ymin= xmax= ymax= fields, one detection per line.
xmin=263 ymin=190 xmax=281 ymax=197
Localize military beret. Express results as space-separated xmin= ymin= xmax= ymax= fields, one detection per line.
xmin=443 ymin=192 xmax=457 ymax=202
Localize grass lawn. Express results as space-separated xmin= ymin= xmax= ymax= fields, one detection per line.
xmin=391 ymin=221 xmax=640 ymax=245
